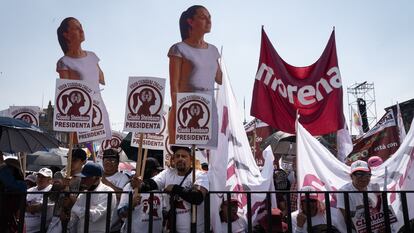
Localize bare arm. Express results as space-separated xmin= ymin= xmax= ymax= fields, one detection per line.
xmin=215 ymin=61 xmax=222 ymax=85
xmin=169 ymin=56 xmax=183 ymax=104
xmin=98 ymin=64 xmax=105 ymax=85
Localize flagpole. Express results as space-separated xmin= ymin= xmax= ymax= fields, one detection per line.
xmin=66 ymin=132 xmax=74 ymax=178
xmin=140 ymin=148 xmax=148 ymax=178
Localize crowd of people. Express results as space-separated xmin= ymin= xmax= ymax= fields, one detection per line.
xmin=1 ymin=149 xmax=401 ymax=233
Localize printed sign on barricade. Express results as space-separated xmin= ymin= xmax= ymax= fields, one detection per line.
xmin=9 ymin=106 xmax=40 ymax=126
xmin=123 ymin=76 xmax=165 ymax=134
xmin=353 ymin=201 xmax=397 ymax=233
xmin=77 ymin=94 xmax=110 ymax=143
xmin=53 ymin=79 xmax=93 ymax=132
xmin=175 ymin=93 xmax=212 ymax=145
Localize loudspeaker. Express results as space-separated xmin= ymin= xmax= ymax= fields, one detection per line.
xmin=357 ymin=98 xmax=369 ymax=132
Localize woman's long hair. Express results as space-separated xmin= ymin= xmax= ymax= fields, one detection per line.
xmin=179 ymin=5 xmax=205 ymax=40
xmin=57 ymin=17 xmax=77 ymax=54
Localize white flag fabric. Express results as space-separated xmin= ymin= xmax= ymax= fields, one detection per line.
xmin=209 ymin=57 xmax=276 ymax=233
xmin=397 ymin=103 xmax=406 ymax=144
xmin=336 ymin=122 xmax=353 ymax=162
xmin=296 ymin=119 xmax=414 ymax=232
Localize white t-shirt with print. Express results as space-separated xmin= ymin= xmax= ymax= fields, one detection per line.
xmin=152 ymin=168 xmax=209 ymax=233
xmin=118 ymin=183 xmax=163 ymax=233
xmin=104 ymin=172 xmax=130 ymax=231
xmin=25 ymin=184 xmax=53 ymax=233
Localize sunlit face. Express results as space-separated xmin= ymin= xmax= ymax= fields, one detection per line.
xmin=351 ymin=171 xmax=371 ymax=191
xmin=173 ymin=149 xmax=191 ymax=173
xmin=188 ymin=7 xmax=211 ymax=34
xmin=64 ymin=19 xmax=85 ymax=44
xmin=36 ymin=174 xmax=51 ymax=190
xmin=103 ymin=157 xmax=119 ymax=174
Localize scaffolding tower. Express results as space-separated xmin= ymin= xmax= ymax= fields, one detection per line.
xmin=347 ymin=82 xmax=377 ymax=135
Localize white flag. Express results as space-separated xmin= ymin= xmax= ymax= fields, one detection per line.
xmin=396 ymin=102 xmax=406 ymax=144
xmin=336 ymin=122 xmax=353 ymax=162
xmin=209 ymin=57 xmax=275 ymax=233
xmin=296 ymin=118 xmax=414 ymax=232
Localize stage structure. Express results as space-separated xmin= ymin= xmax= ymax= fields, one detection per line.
xmin=347 ymin=82 xmax=377 ymax=135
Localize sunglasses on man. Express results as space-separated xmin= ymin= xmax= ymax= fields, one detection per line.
xmin=352 ymin=172 xmax=372 ymax=178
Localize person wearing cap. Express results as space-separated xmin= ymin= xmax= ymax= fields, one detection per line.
xmin=25 ymin=173 xmax=37 ymax=189
xmin=290 ymin=186 xmax=327 ymax=233
xmin=337 ymin=160 xmax=380 ymax=232
xmin=46 ymin=171 xmax=66 ymax=233
xmin=118 ymin=157 xmax=164 ymax=233
xmin=58 ymin=148 xmax=88 ymax=231
xmin=69 ymin=162 xmax=117 ymax=233
xmin=367 ymin=156 xmax=383 ymax=168
xmin=25 ymin=167 xmax=53 ymax=233
xmin=101 ymin=149 xmax=130 ymax=232
xmin=219 ymin=197 xmax=246 ymax=233
xmin=61 ymin=148 xmax=88 ymax=191
xmin=133 ymin=146 xmax=209 ymax=233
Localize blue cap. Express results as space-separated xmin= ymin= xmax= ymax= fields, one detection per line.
xmin=80 ymin=162 xmax=103 ymax=178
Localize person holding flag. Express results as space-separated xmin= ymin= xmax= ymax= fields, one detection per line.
xmin=167 ymin=5 xmax=222 ymax=148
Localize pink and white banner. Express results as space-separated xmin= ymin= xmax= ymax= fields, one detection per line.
xmin=9 ymin=106 xmax=40 ymax=126
xmin=245 ymin=118 xmax=273 ymax=167
xmin=296 ymin=120 xmax=414 ymax=232
xmin=53 ymin=79 xmax=93 ymax=132
xmin=175 ymin=93 xmax=212 ymax=145
xmin=124 ymin=76 xmax=165 ymax=133
xmin=210 ymin=58 xmax=276 ymax=233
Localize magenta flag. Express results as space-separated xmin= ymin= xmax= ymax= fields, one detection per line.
xmin=251 ymin=28 xmax=345 ymax=135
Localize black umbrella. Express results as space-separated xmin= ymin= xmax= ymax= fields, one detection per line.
xmin=0 ymin=116 xmax=60 ymax=153
xmin=261 ymin=131 xmax=337 ymax=155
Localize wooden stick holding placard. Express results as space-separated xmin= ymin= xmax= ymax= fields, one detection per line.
xmin=66 ymin=132 xmax=74 ymax=178
xmin=140 ymin=148 xmax=149 ymax=177
xmin=134 ymin=133 xmax=145 ymax=194
xmin=191 ymin=144 xmax=197 ymax=232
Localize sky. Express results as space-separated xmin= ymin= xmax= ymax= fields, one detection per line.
xmin=1 ymin=0 xmax=413 ymax=133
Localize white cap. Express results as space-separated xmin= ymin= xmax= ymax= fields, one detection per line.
xmin=299 ymin=186 xmax=319 ymax=200
xmin=350 ymin=160 xmax=370 ymax=174
xmin=37 ymin=167 xmax=53 ymax=178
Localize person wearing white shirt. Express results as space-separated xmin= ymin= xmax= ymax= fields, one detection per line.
xmin=70 ymin=162 xmax=117 ymax=233
xmin=118 ymin=157 xmax=164 ymax=233
xmin=291 ymin=186 xmax=329 ymax=233
xmin=101 ymin=149 xmax=130 ymax=232
xmin=25 ymin=167 xmax=53 ymax=233
xmin=135 ymin=146 xmax=209 ymax=233
xmin=337 ymin=160 xmax=381 ymax=233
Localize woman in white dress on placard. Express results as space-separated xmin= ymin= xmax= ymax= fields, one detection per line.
xmin=168 ymin=5 xmax=222 ymax=148
xmin=56 ymin=17 xmax=111 ymax=143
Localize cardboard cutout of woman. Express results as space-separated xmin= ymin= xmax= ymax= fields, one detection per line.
xmin=168 ymin=5 xmax=222 ymax=148
xmin=56 ymin=17 xmax=111 ymax=143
